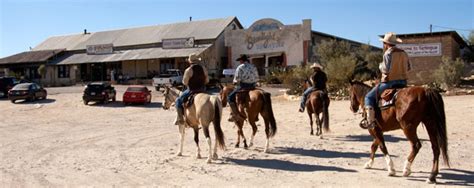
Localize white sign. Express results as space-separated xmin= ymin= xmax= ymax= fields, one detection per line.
xmin=222 ymin=69 xmax=236 ymax=75
xmin=86 ymin=44 xmax=114 ymax=55
xmin=162 ymin=37 xmax=195 ymax=49
xmin=397 ymin=43 xmax=442 ymax=57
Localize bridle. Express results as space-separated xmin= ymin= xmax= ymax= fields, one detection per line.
xmin=163 ymin=87 xmax=181 ymax=109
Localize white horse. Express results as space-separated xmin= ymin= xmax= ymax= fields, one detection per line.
xmin=162 ymin=86 xmax=225 ymax=163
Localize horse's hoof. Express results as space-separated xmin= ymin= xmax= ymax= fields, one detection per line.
xmin=176 ymin=152 xmax=183 ymax=156
xmin=206 ymin=158 xmax=212 ymax=163
xmin=364 ymin=163 xmax=372 ymax=169
xmin=402 ymin=170 xmax=411 ymax=177
xmin=388 ymin=170 xmax=396 ymax=176
xmin=212 ymin=153 xmax=218 ymax=160
xmin=248 ymin=143 xmax=253 ymax=147
xmin=310 ymin=131 xmax=314 ymax=135
xmin=264 ymin=149 xmax=269 ymax=153
xmin=319 ymin=135 xmax=324 ymax=139
xmin=235 ymin=144 xmax=239 ymax=148
xmin=426 ymin=174 xmax=437 ymax=184
xmin=196 ymin=154 xmax=201 ymax=159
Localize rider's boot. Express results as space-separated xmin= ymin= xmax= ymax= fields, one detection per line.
xmin=365 ymin=106 xmax=376 ymax=129
xmin=228 ymin=102 xmax=245 ymax=122
xmin=174 ymin=107 xmax=185 ymax=125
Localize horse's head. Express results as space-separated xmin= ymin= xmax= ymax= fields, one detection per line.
xmin=162 ymin=86 xmax=176 ymax=110
xmin=348 ymin=80 xmax=371 ymax=113
xmin=219 ymin=84 xmax=234 ymax=107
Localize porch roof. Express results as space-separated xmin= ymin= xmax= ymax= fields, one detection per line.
xmin=52 ymin=45 xmax=211 ymax=65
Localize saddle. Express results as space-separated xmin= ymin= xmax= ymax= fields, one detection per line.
xmin=183 ymin=91 xmax=207 ymax=108
xmin=235 ymin=87 xmax=257 ymax=106
xmin=378 ymin=84 xmax=406 ymax=109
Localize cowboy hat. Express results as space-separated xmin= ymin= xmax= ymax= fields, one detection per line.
xmin=379 ymin=32 xmax=403 ymax=45
xmin=236 ymin=54 xmax=249 ymax=62
xmin=188 ymin=53 xmax=201 ymax=63
xmin=310 ymin=63 xmax=323 ymax=69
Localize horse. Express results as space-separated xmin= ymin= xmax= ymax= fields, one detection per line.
xmin=348 ymin=81 xmax=449 ymax=183
xmin=302 ymin=80 xmax=330 ymax=136
xmin=219 ymin=84 xmax=277 ymax=153
xmin=162 ymin=86 xmax=225 ymax=163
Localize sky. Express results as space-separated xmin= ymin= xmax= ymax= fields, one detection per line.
xmin=0 ymin=0 xmax=473 ymax=58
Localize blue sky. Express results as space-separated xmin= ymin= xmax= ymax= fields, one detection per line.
xmin=0 ymin=0 xmax=472 ymax=58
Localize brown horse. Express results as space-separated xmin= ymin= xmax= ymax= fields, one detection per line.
xmin=348 ymin=81 xmax=449 ymax=183
xmin=302 ymin=81 xmax=330 ymax=136
xmin=220 ymin=85 xmax=276 ymax=153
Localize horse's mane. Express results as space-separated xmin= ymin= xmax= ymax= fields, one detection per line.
xmin=350 ymin=81 xmax=372 ymax=95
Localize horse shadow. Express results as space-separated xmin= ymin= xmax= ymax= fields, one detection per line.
xmin=335 ymin=134 xmax=407 ymax=143
xmin=86 ymin=101 xmax=163 ymax=108
xmin=226 ymin=158 xmax=357 ymax=172
xmin=274 ymin=147 xmax=386 ymax=159
xmin=405 ymin=169 xmax=474 ymax=186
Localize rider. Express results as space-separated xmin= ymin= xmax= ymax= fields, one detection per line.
xmin=174 ymin=53 xmax=209 ymax=125
xmin=299 ymin=63 xmax=328 ymax=113
xmin=364 ymin=32 xmax=411 ymax=128
xmin=228 ymin=54 xmax=259 ymax=122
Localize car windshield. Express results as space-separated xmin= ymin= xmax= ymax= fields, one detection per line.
xmin=87 ymin=84 xmax=104 ymax=91
xmin=12 ymin=83 xmax=31 ymax=90
xmin=126 ymin=87 xmax=146 ymax=92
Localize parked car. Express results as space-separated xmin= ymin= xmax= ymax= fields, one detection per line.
xmin=153 ymin=69 xmax=183 ymax=91
xmin=8 ymin=83 xmax=47 ymax=103
xmin=0 ymin=77 xmax=18 ymax=98
xmin=123 ymin=85 xmax=152 ymax=105
xmin=83 ymin=82 xmax=116 ymax=105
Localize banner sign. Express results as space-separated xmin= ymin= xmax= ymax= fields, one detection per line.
xmin=86 ymin=44 xmax=114 ymax=55
xmin=162 ymin=37 xmax=195 ymax=49
xmin=397 ymin=43 xmax=442 ymax=57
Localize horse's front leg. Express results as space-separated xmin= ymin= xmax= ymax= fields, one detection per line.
xmin=193 ymin=127 xmax=201 ymax=159
xmin=364 ymin=130 xmax=379 ymax=169
xmin=235 ymin=123 xmax=241 ymax=148
xmin=374 ymin=127 xmax=396 ymax=176
xmin=177 ymin=124 xmax=185 ymax=156
xmin=202 ymin=126 xmax=213 ymax=163
xmin=308 ymin=112 xmax=314 ymax=135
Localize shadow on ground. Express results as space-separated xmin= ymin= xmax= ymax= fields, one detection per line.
xmin=11 ymin=98 xmax=56 ymax=104
xmin=86 ymin=101 xmax=163 ymax=108
xmin=335 ymin=134 xmax=407 ymax=143
xmin=274 ymin=147 xmax=386 ymax=159
xmin=226 ymin=158 xmax=357 ymax=172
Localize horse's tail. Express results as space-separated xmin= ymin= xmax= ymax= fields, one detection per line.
xmin=425 ymin=89 xmax=449 ymax=167
xmin=321 ymin=92 xmax=330 ymax=132
xmin=212 ymin=97 xmax=226 ymax=150
xmin=262 ymin=92 xmax=277 ymax=138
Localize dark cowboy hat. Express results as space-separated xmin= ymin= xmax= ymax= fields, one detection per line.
xmin=236 ymin=54 xmax=249 ymax=61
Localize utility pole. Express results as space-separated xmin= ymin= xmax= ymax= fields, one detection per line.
xmin=430 ymin=24 xmax=432 ymax=33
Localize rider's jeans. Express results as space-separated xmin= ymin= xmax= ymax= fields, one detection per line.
xmin=364 ymin=80 xmax=407 ymax=108
xmin=175 ymin=89 xmax=191 ymax=111
xmin=228 ymin=82 xmax=256 ymax=103
xmin=300 ymin=87 xmax=315 ymax=110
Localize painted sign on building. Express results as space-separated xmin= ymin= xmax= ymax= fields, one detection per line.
xmin=398 ymin=43 xmax=442 ymax=57
xmin=245 ymin=19 xmax=285 ymax=50
xmin=162 ymin=37 xmax=195 ymax=49
xmin=86 ymin=44 xmax=114 ymax=55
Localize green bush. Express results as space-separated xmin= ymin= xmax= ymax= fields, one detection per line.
xmin=325 ymin=55 xmax=357 ymax=92
xmin=434 ymin=57 xmax=465 ymax=89
xmin=274 ymin=65 xmax=312 ymax=95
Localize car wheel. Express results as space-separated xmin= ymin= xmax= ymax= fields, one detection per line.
xmin=112 ymin=96 xmax=116 ymax=102
xmin=104 ymin=96 xmax=109 ymax=104
xmin=84 ymin=100 xmax=89 ymax=105
xmin=11 ymin=100 xmax=15 ymax=103
xmin=29 ymin=95 xmax=36 ymax=102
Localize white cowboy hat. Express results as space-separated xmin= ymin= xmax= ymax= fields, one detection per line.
xmin=379 ymin=32 xmax=403 ymax=45
xmin=310 ymin=63 xmax=323 ymax=69
xmin=188 ymin=53 xmax=201 ymax=63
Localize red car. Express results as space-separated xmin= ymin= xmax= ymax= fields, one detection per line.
xmin=123 ymin=85 xmax=152 ymax=105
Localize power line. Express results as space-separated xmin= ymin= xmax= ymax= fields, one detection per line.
xmin=431 ymin=24 xmax=472 ymax=32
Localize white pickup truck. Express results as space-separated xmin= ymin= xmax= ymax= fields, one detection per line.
xmin=153 ymin=69 xmax=183 ymax=91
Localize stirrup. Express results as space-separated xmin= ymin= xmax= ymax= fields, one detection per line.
xmin=359 ymin=119 xmax=376 ymax=129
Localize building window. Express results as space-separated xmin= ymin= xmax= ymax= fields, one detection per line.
xmin=58 ymin=65 xmax=70 ymax=78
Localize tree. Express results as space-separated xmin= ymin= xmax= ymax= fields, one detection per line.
xmin=434 ymin=57 xmax=465 ymax=89
xmin=37 ymin=65 xmax=46 ymax=85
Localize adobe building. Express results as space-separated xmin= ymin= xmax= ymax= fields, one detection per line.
xmin=225 ymin=18 xmax=377 ymax=75
xmin=389 ymin=31 xmax=470 ymax=84
xmin=0 ymin=17 xmax=242 ymax=86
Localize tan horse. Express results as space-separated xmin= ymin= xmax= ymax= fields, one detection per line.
xmin=162 ymin=86 xmax=225 ymax=163
xmin=220 ymin=85 xmax=276 ymax=153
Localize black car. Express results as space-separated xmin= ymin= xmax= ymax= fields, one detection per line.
xmin=0 ymin=77 xmax=18 ymax=98
xmin=83 ymin=82 xmax=116 ymax=105
xmin=8 ymin=83 xmax=47 ymax=103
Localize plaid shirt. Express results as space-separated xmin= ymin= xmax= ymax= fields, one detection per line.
xmin=233 ymin=62 xmax=259 ymax=84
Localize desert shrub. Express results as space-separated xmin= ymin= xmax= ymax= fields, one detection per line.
xmin=275 ymin=65 xmax=312 ymax=95
xmin=325 ymin=55 xmax=358 ymax=93
xmin=434 ymin=57 xmax=465 ymax=89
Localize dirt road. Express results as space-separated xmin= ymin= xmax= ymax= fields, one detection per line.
xmin=0 ymin=86 xmax=473 ymax=187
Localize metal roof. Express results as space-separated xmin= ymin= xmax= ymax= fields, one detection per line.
xmin=34 ymin=17 xmax=237 ymax=51
xmin=0 ymin=49 xmax=65 ymax=65
xmin=379 ymin=31 xmax=469 ymax=48
xmin=52 ymin=45 xmax=211 ymax=65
